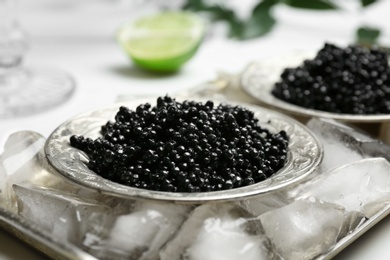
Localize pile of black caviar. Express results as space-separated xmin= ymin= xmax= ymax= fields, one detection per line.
xmin=272 ymin=43 xmax=390 ymax=114
xmin=70 ymin=96 xmax=289 ymax=193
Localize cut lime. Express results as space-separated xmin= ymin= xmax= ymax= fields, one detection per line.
xmin=117 ymin=12 xmax=205 ymax=72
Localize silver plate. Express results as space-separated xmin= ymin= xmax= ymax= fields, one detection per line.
xmin=241 ymin=52 xmax=390 ymax=123
xmin=45 ymin=98 xmax=323 ymax=203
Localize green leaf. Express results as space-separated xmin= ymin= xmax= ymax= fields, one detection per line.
xmin=237 ymin=0 xmax=277 ymax=39
xmin=361 ymin=0 xmax=377 ymax=7
xmin=182 ymin=0 xmax=242 ymax=35
xmin=182 ymin=0 xmax=206 ymax=10
xmin=283 ymin=0 xmax=338 ymax=10
xmin=356 ymin=26 xmax=381 ymax=46
xmin=182 ymin=0 xmax=277 ymax=40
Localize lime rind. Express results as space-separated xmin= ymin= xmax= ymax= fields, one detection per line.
xmin=117 ymin=11 xmax=205 ymax=72
xmin=131 ymin=41 xmax=202 ymax=72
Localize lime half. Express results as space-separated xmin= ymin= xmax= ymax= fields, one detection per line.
xmin=117 ymin=12 xmax=205 ymax=72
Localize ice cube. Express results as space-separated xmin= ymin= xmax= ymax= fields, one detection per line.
xmin=160 ymin=203 xmax=279 ymax=260
xmin=306 ymin=118 xmax=365 ymax=172
xmin=337 ymin=210 xmax=366 ymax=240
xmin=13 ymin=183 xmax=108 ymax=244
xmin=46 ymin=179 xmax=129 ymax=210
xmin=259 ymin=198 xmax=345 ymax=260
xmin=84 ymin=201 xmax=192 ymax=260
xmin=290 ymin=158 xmax=390 ymax=217
xmin=186 ymin=216 xmax=276 ymax=260
xmin=0 ymin=131 xmax=55 ymax=211
xmin=0 ymin=130 xmax=122 ymax=210
xmin=236 ymin=192 xmax=291 ymax=217
xmin=308 ymin=118 xmax=390 ymax=161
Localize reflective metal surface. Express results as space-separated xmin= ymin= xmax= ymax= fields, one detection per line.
xmin=1 ymin=187 xmax=390 ymax=260
xmin=45 ymin=98 xmax=323 ymax=203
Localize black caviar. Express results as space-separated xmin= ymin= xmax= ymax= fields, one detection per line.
xmin=70 ymin=96 xmax=289 ymax=193
xmin=272 ymin=43 xmax=390 ymax=114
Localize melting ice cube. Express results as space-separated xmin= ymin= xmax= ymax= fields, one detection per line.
xmin=259 ymin=198 xmax=345 ymax=260
xmin=160 ymin=203 xmax=279 ymax=260
xmin=186 ymin=216 xmax=275 ymax=260
xmin=306 ymin=118 xmax=365 ymax=173
xmin=337 ymin=210 xmax=366 ymax=240
xmin=0 ymin=131 xmax=58 ymax=211
xmin=236 ymin=192 xmax=291 ymax=217
xmin=13 ymin=183 xmax=108 ymax=244
xmin=84 ymin=200 xmax=192 ymax=260
xmin=308 ymin=118 xmax=390 ymax=161
xmin=289 ymin=158 xmax=390 ymax=217
xmin=45 ymin=178 xmax=129 ymax=210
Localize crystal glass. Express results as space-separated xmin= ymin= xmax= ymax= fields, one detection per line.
xmin=0 ymin=0 xmax=75 ymax=118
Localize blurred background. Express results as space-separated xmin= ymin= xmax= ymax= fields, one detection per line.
xmin=10 ymin=0 xmax=389 ymax=108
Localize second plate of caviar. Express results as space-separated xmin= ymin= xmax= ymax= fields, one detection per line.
xmin=45 ymin=96 xmax=323 ymax=203
xmin=241 ymin=43 xmax=390 ymax=122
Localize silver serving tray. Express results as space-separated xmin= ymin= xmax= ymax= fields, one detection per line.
xmin=241 ymin=52 xmax=390 ymax=123
xmin=44 ymin=98 xmax=323 ymax=203
xmin=1 ymin=196 xmax=390 ymax=260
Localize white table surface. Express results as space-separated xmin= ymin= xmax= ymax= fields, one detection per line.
xmin=1 ymin=1 xmax=390 ymax=259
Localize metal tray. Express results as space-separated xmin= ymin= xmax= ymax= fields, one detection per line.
xmin=2 ymin=96 xmax=390 ymax=259
xmin=1 ymin=198 xmax=390 ymax=259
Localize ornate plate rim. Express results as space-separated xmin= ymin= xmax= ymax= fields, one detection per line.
xmin=240 ymin=52 xmax=390 ymax=123
xmin=45 ymin=98 xmax=323 ymax=203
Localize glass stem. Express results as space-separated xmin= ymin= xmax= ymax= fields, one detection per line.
xmin=0 ymin=0 xmax=17 ymax=28
xmin=0 ymin=0 xmax=27 ymax=78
